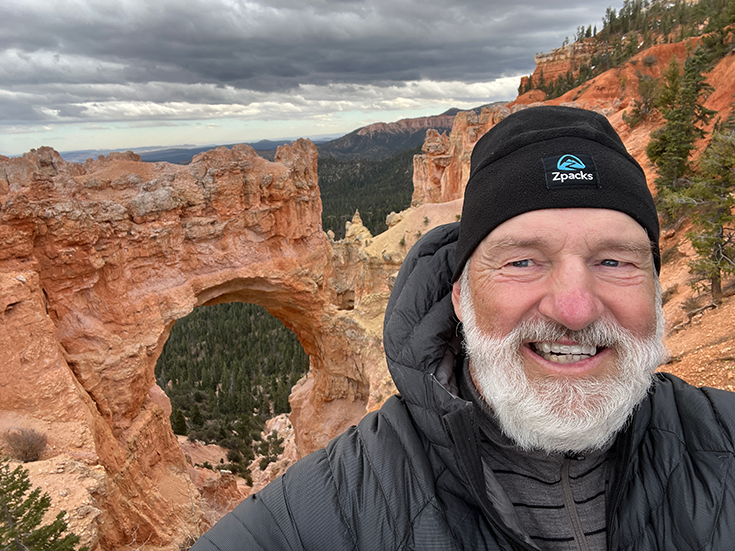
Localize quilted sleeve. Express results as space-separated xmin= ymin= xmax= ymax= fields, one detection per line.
xmin=191 ymin=447 xmax=356 ymax=551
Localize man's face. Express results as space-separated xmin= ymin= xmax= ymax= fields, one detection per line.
xmin=452 ymin=208 xmax=667 ymax=452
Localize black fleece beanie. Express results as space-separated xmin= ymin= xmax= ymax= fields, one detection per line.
xmin=452 ymin=105 xmax=660 ymax=281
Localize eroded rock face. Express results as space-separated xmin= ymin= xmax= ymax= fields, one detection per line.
xmin=412 ymin=44 xmax=734 ymax=211
xmin=518 ymin=38 xmax=602 ymax=93
xmin=411 ymin=104 xmax=511 ymax=206
xmin=0 ymin=141 xmax=376 ymax=549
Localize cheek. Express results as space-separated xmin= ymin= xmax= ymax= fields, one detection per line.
xmin=605 ymin=288 xmax=659 ymax=338
xmin=471 ymin=283 xmax=539 ymax=335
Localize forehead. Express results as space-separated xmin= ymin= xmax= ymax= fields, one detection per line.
xmin=476 ymin=208 xmax=652 ymax=256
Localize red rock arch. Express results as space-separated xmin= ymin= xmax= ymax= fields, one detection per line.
xmin=0 ymin=142 xmax=371 ymax=549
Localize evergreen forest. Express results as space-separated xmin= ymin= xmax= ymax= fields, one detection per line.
xmin=155 ymin=302 xmax=309 ymax=478
xmin=319 ymin=145 xmax=419 ymax=239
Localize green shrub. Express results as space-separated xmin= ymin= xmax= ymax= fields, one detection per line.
xmin=642 ymin=54 xmax=658 ymax=67
xmin=0 ymin=457 xmax=87 ymax=551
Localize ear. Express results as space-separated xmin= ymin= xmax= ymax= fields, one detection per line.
xmin=452 ymin=280 xmax=463 ymax=321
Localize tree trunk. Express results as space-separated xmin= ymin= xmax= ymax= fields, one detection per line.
xmin=712 ymin=272 xmax=723 ymax=305
xmin=712 ymin=224 xmax=725 ymax=305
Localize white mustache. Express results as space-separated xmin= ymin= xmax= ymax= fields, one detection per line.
xmin=503 ymin=316 xmax=643 ymax=353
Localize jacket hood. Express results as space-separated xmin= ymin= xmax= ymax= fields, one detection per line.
xmin=383 ymin=222 xmax=465 ymax=412
xmin=383 ymin=222 xmax=524 ymax=541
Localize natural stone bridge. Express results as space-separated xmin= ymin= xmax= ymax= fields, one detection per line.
xmin=0 ymin=142 xmax=393 ymax=549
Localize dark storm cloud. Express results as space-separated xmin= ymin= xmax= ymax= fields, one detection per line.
xmin=0 ymin=0 xmax=615 ymax=125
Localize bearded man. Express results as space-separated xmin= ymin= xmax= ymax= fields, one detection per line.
xmin=193 ymin=106 xmax=735 ymax=551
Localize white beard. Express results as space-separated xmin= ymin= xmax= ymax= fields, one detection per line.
xmin=459 ymin=268 xmax=668 ymax=454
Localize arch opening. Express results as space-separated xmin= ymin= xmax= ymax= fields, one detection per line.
xmin=155 ymin=300 xmax=310 ymax=480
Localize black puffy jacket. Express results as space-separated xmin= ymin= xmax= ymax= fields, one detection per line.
xmin=193 ymin=223 xmax=735 ymax=550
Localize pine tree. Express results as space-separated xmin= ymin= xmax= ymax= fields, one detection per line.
xmin=623 ymin=74 xmax=659 ymax=129
xmin=537 ymin=70 xmax=546 ymax=93
xmin=0 ymin=458 xmax=87 ymax=551
xmin=646 ymin=48 xmax=716 ymax=217
xmin=190 ymin=404 xmax=204 ymax=428
xmin=682 ymin=116 xmax=735 ymax=303
xmin=171 ymin=408 xmax=187 ymax=436
xmin=258 ymin=431 xmax=285 ymax=470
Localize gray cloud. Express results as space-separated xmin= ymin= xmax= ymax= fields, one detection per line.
xmin=0 ymin=0 xmax=615 ymax=130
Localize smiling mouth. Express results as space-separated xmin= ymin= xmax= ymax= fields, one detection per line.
xmin=530 ymin=342 xmax=601 ymax=364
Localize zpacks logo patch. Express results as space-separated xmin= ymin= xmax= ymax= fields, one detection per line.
xmin=557 ymin=154 xmax=586 ymax=171
xmin=542 ymin=153 xmax=600 ymax=189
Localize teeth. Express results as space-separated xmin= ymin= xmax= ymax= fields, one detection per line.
xmin=542 ymin=353 xmax=591 ymax=364
xmin=533 ymin=342 xmax=599 ymax=364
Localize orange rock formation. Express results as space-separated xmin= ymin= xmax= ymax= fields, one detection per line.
xmin=414 ymin=42 xmax=734 ymax=209
xmin=0 ymin=142 xmax=383 ymax=549
xmin=519 ymin=38 xmax=602 ymax=93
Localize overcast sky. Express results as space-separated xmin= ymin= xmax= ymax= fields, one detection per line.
xmin=0 ymin=0 xmax=619 ymax=155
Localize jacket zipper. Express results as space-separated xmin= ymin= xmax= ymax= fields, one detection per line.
xmin=444 ymin=405 xmax=539 ymax=551
xmin=561 ymin=455 xmax=591 ymax=551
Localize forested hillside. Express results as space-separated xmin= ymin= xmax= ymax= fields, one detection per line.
xmin=319 ymin=145 xmax=419 ymax=238
xmin=317 ymin=121 xmax=451 ymax=160
xmin=520 ymin=0 xmax=735 ymax=100
xmin=155 ymin=302 xmax=309 ymax=478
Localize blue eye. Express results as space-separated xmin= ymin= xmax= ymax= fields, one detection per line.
xmin=511 ymin=260 xmax=532 ymax=268
xmin=601 ymin=259 xmax=620 ymax=267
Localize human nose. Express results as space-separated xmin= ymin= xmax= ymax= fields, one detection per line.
xmin=537 ymin=260 xmax=604 ymax=331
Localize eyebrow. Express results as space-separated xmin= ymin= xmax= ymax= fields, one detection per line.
xmin=592 ymin=239 xmax=655 ymax=256
xmin=482 ymin=236 xmax=654 ymax=257
xmin=482 ymin=236 xmax=551 ymax=254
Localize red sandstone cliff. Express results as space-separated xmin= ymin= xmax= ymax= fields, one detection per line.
xmin=518 ymin=38 xmax=603 ymax=93
xmin=414 ymin=42 xmax=734 ymax=208
xmin=0 ymin=142 xmax=380 ymax=549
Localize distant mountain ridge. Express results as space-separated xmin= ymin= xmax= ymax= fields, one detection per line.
xmin=316 ymin=113 xmax=455 ymax=160
xmin=317 ymin=104 xmax=501 ymax=160
xmin=57 ymin=139 xmax=310 ymax=164
xmin=56 ymin=104 xmax=498 ymax=165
